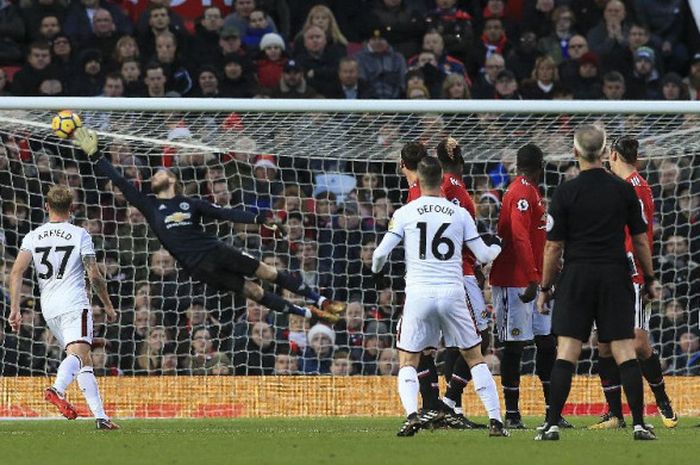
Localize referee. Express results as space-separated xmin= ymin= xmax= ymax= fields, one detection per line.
xmin=535 ymin=125 xmax=657 ymax=441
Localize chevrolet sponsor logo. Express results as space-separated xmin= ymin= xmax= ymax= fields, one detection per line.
xmin=164 ymin=212 xmax=192 ymax=224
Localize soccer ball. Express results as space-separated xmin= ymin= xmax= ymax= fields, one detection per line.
xmin=51 ymin=111 xmax=82 ymax=139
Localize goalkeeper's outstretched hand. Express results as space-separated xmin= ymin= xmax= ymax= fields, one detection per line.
xmin=72 ymin=127 xmax=98 ymax=157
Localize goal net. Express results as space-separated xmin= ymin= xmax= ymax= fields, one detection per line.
xmin=0 ymin=98 xmax=698 ymax=418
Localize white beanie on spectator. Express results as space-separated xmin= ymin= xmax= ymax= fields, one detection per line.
xmin=307 ymin=323 xmax=336 ymax=346
xmin=260 ymin=33 xmax=285 ymax=51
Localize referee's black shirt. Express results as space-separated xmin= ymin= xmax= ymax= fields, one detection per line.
xmin=547 ymin=168 xmax=647 ymax=265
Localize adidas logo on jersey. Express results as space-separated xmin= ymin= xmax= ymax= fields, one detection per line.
xmin=158 ymin=204 xmax=167 ymax=210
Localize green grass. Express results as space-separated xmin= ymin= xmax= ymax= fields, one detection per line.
xmin=0 ymin=417 xmax=698 ymax=465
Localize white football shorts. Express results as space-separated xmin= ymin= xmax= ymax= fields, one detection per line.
xmin=464 ymin=275 xmax=490 ymax=332
xmin=45 ymin=308 xmax=93 ymax=349
xmin=493 ymin=286 xmax=551 ymax=342
xmin=397 ymin=285 xmax=481 ymax=353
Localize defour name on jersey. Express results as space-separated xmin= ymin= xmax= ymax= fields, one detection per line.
xmin=416 ymin=204 xmax=455 ymax=216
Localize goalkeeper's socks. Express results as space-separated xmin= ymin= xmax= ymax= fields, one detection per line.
xmin=417 ymin=354 xmax=440 ymax=410
xmin=77 ymin=367 xmax=107 ymax=419
xmin=445 ymin=356 xmax=471 ymax=406
xmin=274 ymin=270 xmax=322 ymax=304
xmin=598 ymin=356 xmax=624 ymax=419
xmin=619 ymin=359 xmax=645 ymax=428
xmin=260 ymin=291 xmax=310 ymax=317
xmin=398 ymin=366 xmax=419 ymax=416
xmin=53 ymin=353 xmax=82 ymax=395
xmin=547 ymin=359 xmax=575 ymax=426
xmin=471 ymin=362 xmax=501 ymax=421
xmin=501 ymin=342 xmax=523 ymax=415
xmin=535 ymin=335 xmax=557 ymax=407
xmin=639 ymin=352 xmax=669 ymax=404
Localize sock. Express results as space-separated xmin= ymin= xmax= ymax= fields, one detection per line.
xmin=445 ymin=356 xmax=471 ymax=407
xmin=471 ymin=362 xmax=501 ymax=421
xmin=546 ymin=359 xmax=575 ymax=426
xmin=501 ymin=342 xmax=524 ymax=416
xmin=274 ymin=270 xmax=322 ymax=305
xmin=77 ymin=367 xmax=107 ymax=419
xmin=417 ymin=354 xmax=440 ymax=410
xmin=53 ymin=354 xmax=82 ymax=395
xmin=639 ymin=352 xmax=669 ymax=405
xmin=480 ymin=327 xmax=491 ymax=356
xmin=598 ymin=356 xmax=624 ymax=419
xmin=443 ymin=348 xmax=459 ymax=384
xmin=259 ymin=291 xmax=309 ymax=317
xmin=619 ymin=359 xmax=645 ymax=427
xmin=398 ymin=366 xmax=419 ymax=417
xmin=535 ymin=335 xmax=556 ymax=413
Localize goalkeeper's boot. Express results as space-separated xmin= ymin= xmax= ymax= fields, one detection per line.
xmin=444 ymin=412 xmax=488 ymax=429
xmin=633 ymin=425 xmax=656 ymax=441
xmin=657 ymin=399 xmax=678 ymax=428
xmin=96 ymin=418 xmax=121 ymax=430
xmin=397 ymin=413 xmax=422 ymax=437
xmin=44 ymin=387 xmax=78 ymax=420
xmin=488 ymin=419 xmax=510 ymax=437
xmin=505 ymin=412 xmax=526 ymax=429
xmin=534 ymin=424 xmax=559 ymax=441
xmin=309 ymin=306 xmax=340 ymax=325
xmin=558 ymin=416 xmax=574 ymax=429
xmin=321 ymin=300 xmax=346 ymax=316
xmin=589 ymin=411 xmax=626 ymax=430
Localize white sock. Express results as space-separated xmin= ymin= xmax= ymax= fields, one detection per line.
xmin=454 ymin=407 xmax=464 ymax=415
xmin=442 ymin=396 xmax=456 ymax=410
xmin=471 ymin=363 xmax=502 ymax=421
xmin=77 ymin=367 xmax=107 ymax=419
xmin=397 ymin=366 xmax=419 ymax=417
xmin=53 ymin=354 xmax=82 ymax=395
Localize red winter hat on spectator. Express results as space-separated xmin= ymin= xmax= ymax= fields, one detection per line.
xmin=578 ymin=52 xmax=599 ymax=68
xmin=254 ymin=154 xmax=277 ymax=171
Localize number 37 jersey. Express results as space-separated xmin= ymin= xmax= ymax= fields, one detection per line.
xmin=389 ymin=196 xmax=479 ymax=289
xmin=20 ymin=222 xmax=95 ymax=319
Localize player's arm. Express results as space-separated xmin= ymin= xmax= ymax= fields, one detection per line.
xmin=8 ymin=250 xmax=33 ymax=332
xmin=627 ymin=188 xmax=657 ymax=298
xmin=192 ymin=199 xmax=285 ymax=235
xmin=461 ymin=208 xmax=501 ymax=264
xmin=83 ymin=255 xmax=117 ymax=323
xmin=371 ymin=211 xmax=404 ymax=287
xmin=509 ymin=193 xmax=540 ymax=302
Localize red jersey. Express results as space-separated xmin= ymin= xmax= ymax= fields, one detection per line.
xmin=625 ymin=172 xmax=654 ymax=285
xmin=490 ymin=176 xmax=547 ymax=287
xmin=406 ymin=180 xmax=422 ymax=203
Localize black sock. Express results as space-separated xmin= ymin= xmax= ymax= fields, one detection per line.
xmin=446 ymin=355 xmax=471 ymax=407
xmin=501 ymin=342 xmax=524 ymax=416
xmin=417 ymin=354 xmax=440 ymax=410
xmin=598 ymin=356 xmax=624 ymax=419
xmin=480 ymin=327 xmax=491 ymax=355
xmin=259 ymin=291 xmax=306 ymax=316
xmin=274 ymin=270 xmax=321 ymax=304
xmin=443 ymin=348 xmax=460 ymax=384
xmin=547 ymin=359 xmax=575 ymax=426
xmin=619 ymin=359 xmax=645 ymax=427
xmin=535 ymin=335 xmax=556 ymax=409
xmin=640 ymin=352 xmax=669 ymax=405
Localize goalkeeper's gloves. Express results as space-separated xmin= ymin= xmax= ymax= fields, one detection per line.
xmin=72 ymin=127 xmax=99 ymax=157
xmin=256 ymin=212 xmax=287 ymax=237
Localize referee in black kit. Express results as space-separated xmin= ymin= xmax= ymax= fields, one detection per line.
xmin=535 ymin=125 xmax=658 ymax=441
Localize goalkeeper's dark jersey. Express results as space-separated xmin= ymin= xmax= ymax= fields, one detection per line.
xmin=95 ymin=156 xmax=259 ymax=272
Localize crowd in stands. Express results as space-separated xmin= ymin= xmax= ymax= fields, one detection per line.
xmin=0 ymin=0 xmax=699 ymax=377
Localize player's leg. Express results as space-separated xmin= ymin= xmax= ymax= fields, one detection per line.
xmin=44 ymin=315 xmax=79 ymax=420
xmin=397 ymin=350 xmax=423 ymax=436
xmin=610 ymin=339 xmax=654 ymax=439
xmin=592 ymin=341 xmax=626 ymax=429
xmin=636 ymin=328 xmax=678 ymax=427
xmin=242 ymin=281 xmax=337 ymax=323
xmin=417 ymin=351 xmax=440 ymax=412
xmin=68 ymin=343 xmax=118 ymax=429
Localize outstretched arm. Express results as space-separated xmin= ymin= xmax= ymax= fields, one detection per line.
xmin=8 ymin=251 xmax=32 ymax=332
xmin=83 ymin=255 xmax=117 ymax=322
xmin=371 ymin=233 xmax=402 ymax=274
xmin=193 ymin=198 xmax=261 ymax=225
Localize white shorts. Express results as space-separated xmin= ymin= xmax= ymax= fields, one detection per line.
xmin=464 ymin=275 xmax=490 ymax=332
xmin=397 ymin=285 xmax=481 ymax=353
xmin=633 ymin=283 xmax=650 ymax=331
xmin=493 ymin=286 xmax=551 ymax=342
xmin=45 ymin=309 xmax=93 ymax=349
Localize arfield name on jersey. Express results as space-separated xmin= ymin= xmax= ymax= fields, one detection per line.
xmin=416 ymin=204 xmax=455 ymax=216
xmin=37 ymin=229 xmax=73 ymax=241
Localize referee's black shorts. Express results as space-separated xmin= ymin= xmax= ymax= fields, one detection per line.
xmin=190 ymin=244 xmax=260 ymax=293
xmin=552 ymin=262 xmax=635 ymax=343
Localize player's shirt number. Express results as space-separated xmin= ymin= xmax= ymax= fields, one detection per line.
xmin=35 ymin=245 xmax=75 ymax=280
xmin=416 ymin=222 xmax=455 ymax=261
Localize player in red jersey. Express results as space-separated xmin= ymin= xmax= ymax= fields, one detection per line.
xmin=591 ymin=136 xmax=678 ymax=429
xmin=490 ymin=144 xmax=568 ymax=429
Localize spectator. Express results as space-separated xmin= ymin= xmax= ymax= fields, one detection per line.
xmin=570 ymin=52 xmax=602 ymax=100
xmin=441 ymin=72 xmax=471 ymax=99
xmin=330 ymin=350 xmax=353 ymax=375
xmin=268 ymin=59 xmax=319 ymax=99
xmin=377 ymin=347 xmax=398 ymax=375
xmin=408 ymin=49 xmax=446 ymax=98
xmin=425 ymin=0 xmax=474 ymax=61
xmin=601 ymin=71 xmax=626 ymax=100
xmin=135 ymin=0 xmax=186 ymax=37
xmin=189 ymin=66 xmax=220 ymax=98
xmin=520 ymin=55 xmax=559 ymax=99
xmin=356 ymin=29 xmax=407 ymax=99
xmin=494 ymin=68 xmax=521 ymax=99
xmin=671 ymin=332 xmax=700 ymax=375
xmin=300 ymin=323 xmax=335 ymax=374
xmin=537 ymin=5 xmax=576 ymax=65
xmin=256 ymin=32 xmax=287 ymax=89
xmin=102 ymin=72 xmax=124 ymax=97
xmin=586 ymin=0 xmax=628 ymax=57
xmin=133 ymin=326 xmax=168 ymax=375
xmin=684 ymin=52 xmax=700 ymax=100
xmin=558 ymin=35 xmax=589 ymax=84
xmin=521 ymin=0 xmax=555 ymax=38
xmin=626 ymin=46 xmax=662 ymax=100
xmin=286 ymin=313 xmax=308 ymax=352
xmin=469 ymin=16 xmax=511 ymax=78
xmin=220 ymin=53 xmax=256 ymax=98
xmin=143 ymin=62 xmax=180 ymax=98
xmin=111 ymin=35 xmax=139 ymax=71
xmin=358 ymin=320 xmax=389 ymax=375
xmin=63 ymin=0 xmax=131 ymax=45
xmin=335 ymin=300 xmax=364 ymax=356
xmin=120 ymin=59 xmax=145 ymax=96
xmin=10 ymin=41 xmax=61 ymax=96
xmin=51 ymin=33 xmax=75 ymax=77
xmin=37 ymin=14 xmax=61 ymax=41
xmin=21 ymin=0 xmax=64 ymax=45
xmin=192 ymin=6 xmax=224 ymax=68
xmin=224 ymin=0 xmax=276 ymax=36
xmin=472 ymin=53 xmax=504 ymax=99
xmin=660 ymin=72 xmax=688 ymax=101
xmin=634 ymin=0 xmax=687 ymax=73
xmin=293 ymin=24 xmax=345 ymax=97
xmin=406 ymin=80 xmax=430 ymax=99
xmin=294 ymin=4 xmax=348 ymax=51
xmin=367 ymin=0 xmax=424 ymax=58
xmin=69 ymin=48 xmax=104 ymax=96
xmin=273 ymin=351 xmax=298 ymax=374
xmin=242 ymin=7 xmax=275 ymax=52
xmin=152 ymin=31 xmax=192 ymax=96
xmin=137 ymin=5 xmax=184 ymax=62
xmin=325 ymin=56 xmax=375 ymax=99
xmin=414 ymin=30 xmax=469 ymax=81
xmin=183 ymin=326 xmax=217 ymax=374
xmin=506 ymin=29 xmax=538 ymax=82
xmin=601 ymin=21 xmax=657 ymax=77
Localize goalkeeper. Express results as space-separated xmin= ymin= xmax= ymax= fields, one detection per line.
xmin=73 ymin=128 xmax=344 ymax=323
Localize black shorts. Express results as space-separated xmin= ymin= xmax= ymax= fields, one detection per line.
xmin=190 ymin=244 xmax=260 ymax=293
xmin=552 ymin=262 xmax=635 ymax=343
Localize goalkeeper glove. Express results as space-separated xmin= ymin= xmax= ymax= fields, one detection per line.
xmin=72 ymin=127 xmax=99 ymax=157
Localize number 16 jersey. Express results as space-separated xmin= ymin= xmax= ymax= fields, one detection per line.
xmin=388 ymin=195 xmax=479 ymax=289
xmin=20 ymin=221 xmax=95 ymax=319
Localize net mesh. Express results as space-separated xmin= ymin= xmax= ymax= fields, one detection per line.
xmin=0 ymin=106 xmax=698 ymax=416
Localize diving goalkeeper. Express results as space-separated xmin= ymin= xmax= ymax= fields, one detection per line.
xmin=72 ymin=128 xmax=343 ymax=323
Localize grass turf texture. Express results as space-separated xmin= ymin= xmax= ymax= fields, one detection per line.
xmin=1 ymin=416 xmax=698 ymax=465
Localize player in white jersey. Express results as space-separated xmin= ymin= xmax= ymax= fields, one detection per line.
xmin=8 ymin=185 xmax=120 ymax=430
xmin=371 ymin=158 xmax=508 ymax=437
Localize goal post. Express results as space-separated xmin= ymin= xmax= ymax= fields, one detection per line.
xmin=0 ymin=98 xmax=698 ymax=418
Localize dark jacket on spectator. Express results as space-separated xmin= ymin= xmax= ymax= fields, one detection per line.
xmin=324 ymin=78 xmax=376 ymax=99
xmin=425 ymin=6 xmax=474 ymax=62
xmin=191 ymin=24 xmax=221 ymax=70
xmin=356 ymin=43 xmax=407 ymax=99
xmin=63 ymin=0 xmax=132 ymax=44
xmin=366 ymin=2 xmax=424 ymax=59
xmin=10 ymin=63 xmax=62 ymax=95
xmin=626 ymin=70 xmax=662 ymax=100
xmin=20 ymin=0 xmax=65 ymax=40
xmin=0 ymin=0 xmax=26 ymax=65
xmin=268 ymin=77 xmax=319 ymax=99
xmin=293 ymin=43 xmax=345 ymax=98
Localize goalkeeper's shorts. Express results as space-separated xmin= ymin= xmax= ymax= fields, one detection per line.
xmin=191 ymin=244 xmax=260 ymax=293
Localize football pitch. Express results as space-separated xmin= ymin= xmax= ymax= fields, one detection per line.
xmin=1 ymin=416 xmax=698 ymax=465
